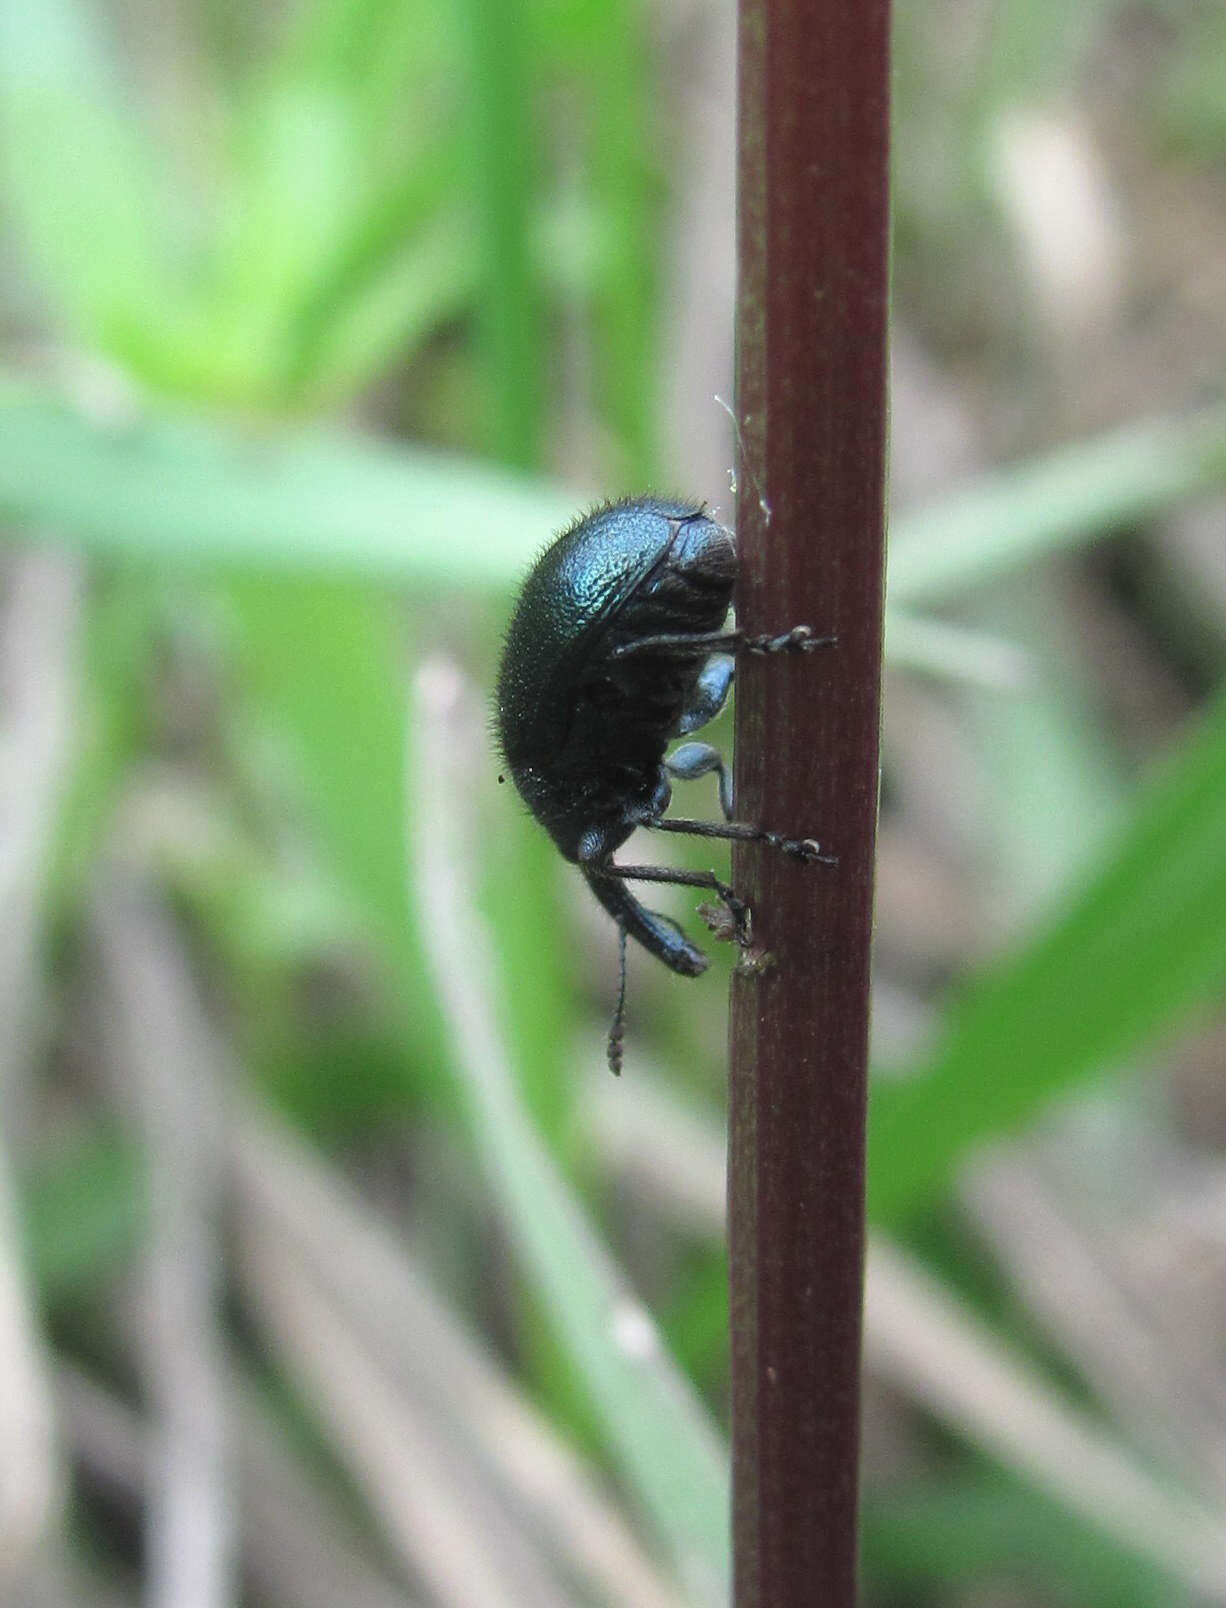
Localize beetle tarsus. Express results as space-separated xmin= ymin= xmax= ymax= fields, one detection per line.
xmin=739 ymin=625 xmax=837 ymax=654
xmin=769 ymin=833 xmax=838 ymax=865
xmin=648 ymin=815 xmax=837 ymax=867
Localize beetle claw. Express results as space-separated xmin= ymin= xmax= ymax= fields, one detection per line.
xmin=787 ymin=837 xmax=838 ymax=865
xmin=741 ymin=625 xmax=837 ymax=655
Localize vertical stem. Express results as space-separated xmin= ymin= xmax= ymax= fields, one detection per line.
xmin=729 ymin=0 xmax=890 ymax=1603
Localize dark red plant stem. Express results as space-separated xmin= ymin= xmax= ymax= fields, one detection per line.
xmin=728 ymin=0 xmax=890 ymax=1603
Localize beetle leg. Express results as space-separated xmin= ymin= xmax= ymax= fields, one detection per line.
xmin=595 ymin=860 xmax=750 ymax=944
xmin=676 ymin=654 xmax=734 ymax=736
xmin=607 ymin=925 xmax=629 ymax=1075
xmin=612 ymin=626 xmax=835 ymax=658
xmin=647 ymin=814 xmax=838 ymax=866
xmin=611 ymin=630 xmax=734 ymax=659
xmin=666 ymin=740 xmax=734 ymax=819
xmin=599 ymin=859 xmax=738 ymax=901
xmin=581 ymin=863 xmax=710 ymax=976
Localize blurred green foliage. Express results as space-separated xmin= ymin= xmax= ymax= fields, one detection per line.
xmin=3 ymin=0 xmax=1226 ymax=1602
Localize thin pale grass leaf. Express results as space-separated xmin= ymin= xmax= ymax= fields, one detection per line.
xmin=409 ymin=659 xmax=729 ymax=1606
xmin=889 ymin=403 xmax=1226 ymax=607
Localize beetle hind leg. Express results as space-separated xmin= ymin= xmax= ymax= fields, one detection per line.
xmin=596 ymin=859 xmax=751 ymax=946
xmin=582 ymin=862 xmax=712 ymax=976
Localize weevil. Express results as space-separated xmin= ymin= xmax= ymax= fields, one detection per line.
xmin=495 ymin=496 xmax=832 ymax=1072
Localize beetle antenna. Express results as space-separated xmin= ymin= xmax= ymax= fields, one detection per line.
xmin=608 ymin=925 xmax=628 ymax=1075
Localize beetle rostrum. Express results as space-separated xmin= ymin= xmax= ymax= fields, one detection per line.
xmin=495 ymin=495 xmax=833 ymax=1073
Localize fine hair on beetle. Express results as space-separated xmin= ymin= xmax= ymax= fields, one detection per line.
xmin=495 ymin=495 xmax=834 ymax=1073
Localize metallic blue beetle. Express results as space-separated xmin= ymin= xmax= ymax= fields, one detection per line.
xmin=496 ymin=496 xmax=830 ymax=1070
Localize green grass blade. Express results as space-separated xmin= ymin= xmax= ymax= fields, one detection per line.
xmin=863 ymin=1469 xmax=1184 ymax=1608
xmin=282 ymin=0 xmax=443 ymax=132
xmin=281 ymin=162 xmax=471 ymax=400
xmin=975 ymin=0 xmax=1117 ymax=118
xmin=19 ymin=1129 xmax=144 ymax=1306
xmin=869 ymin=678 xmax=1226 ymax=1222
xmin=206 ymin=82 xmax=368 ymax=376
xmin=967 ymin=579 xmax=1126 ymax=922
xmin=583 ymin=4 xmax=659 ymax=483
xmin=286 ymin=221 xmax=473 ymax=406
xmin=0 ymin=376 xmax=574 ymax=586
xmin=458 ymin=0 xmax=544 ymax=467
xmin=286 ymin=0 xmax=409 ymax=80
xmin=0 ymin=0 xmax=174 ymax=342
xmin=889 ymin=404 xmax=1226 ymax=607
xmin=225 ymin=576 xmax=454 ymax=1099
